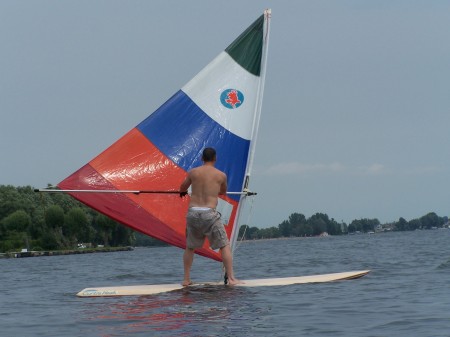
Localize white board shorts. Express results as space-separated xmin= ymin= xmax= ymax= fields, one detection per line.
xmin=186 ymin=208 xmax=229 ymax=250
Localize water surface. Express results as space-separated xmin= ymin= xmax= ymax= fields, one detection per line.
xmin=2 ymin=230 xmax=450 ymax=336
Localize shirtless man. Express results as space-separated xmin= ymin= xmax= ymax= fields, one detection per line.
xmin=179 ymin=147 xmax=242 ymax=286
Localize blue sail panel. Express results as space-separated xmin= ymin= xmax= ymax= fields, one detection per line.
xmin=137 ymin=90 xmax=249 ymax=201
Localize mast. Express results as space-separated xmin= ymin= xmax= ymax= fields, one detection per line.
xmin=229 ymin=9 xmax=271 ymax=254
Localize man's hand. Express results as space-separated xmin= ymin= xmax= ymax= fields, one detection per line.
xmin=179 ymin=191 xmax=188 ymax=198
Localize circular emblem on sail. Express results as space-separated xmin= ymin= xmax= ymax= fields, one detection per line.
xmin=220 ymin=89 xmax=244 ymax=109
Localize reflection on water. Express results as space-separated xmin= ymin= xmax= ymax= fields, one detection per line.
xmin=83 ymin=286 xmax=249 ymax=336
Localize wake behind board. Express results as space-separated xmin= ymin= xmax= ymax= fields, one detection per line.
xmin=77 ymin=270 xmax=369 ymax=297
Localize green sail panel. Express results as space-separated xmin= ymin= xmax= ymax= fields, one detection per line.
xmin=225 ymin=14 xmax=264 ymax=77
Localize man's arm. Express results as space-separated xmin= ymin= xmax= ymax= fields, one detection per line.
xmin=219 ymin=173 xmax=227 ymax=195
xmin=179 ymin=174 xmax=192 ymax=197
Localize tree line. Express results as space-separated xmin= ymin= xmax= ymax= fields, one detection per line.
xmin=1 ymin=185 xmax=448 ymax=252
xmin=239 ymin=211 xmax=448 ymax=239
xmin=0 ymin=185 xmax=160 ymax=253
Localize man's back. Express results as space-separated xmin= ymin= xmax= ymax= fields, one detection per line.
xmin=187 ymin=164 xmax=227 ymax=209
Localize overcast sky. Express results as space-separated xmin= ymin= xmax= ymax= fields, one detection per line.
xmin=2 ymin=1 xmax=450 ymax=228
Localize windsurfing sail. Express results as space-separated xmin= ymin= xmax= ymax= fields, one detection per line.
xmin=58 ymin=9 xmax=271 ymax=261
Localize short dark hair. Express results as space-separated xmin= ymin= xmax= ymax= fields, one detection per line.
xmin=202 ymin=147 xmax=216 ymax=162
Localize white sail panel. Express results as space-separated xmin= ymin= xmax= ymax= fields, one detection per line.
xmin=182 ymin=52 xmax=260 ymax=140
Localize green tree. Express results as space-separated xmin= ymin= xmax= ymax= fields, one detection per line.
xmin=349 ymin=218 xmax=379 ymax=233
xmin=247 ymin=226 xmax=260 ymax=240
xmin=408 ymin=218 xmax=421 ymax=230
xmin=64 ymin=207 xmax=91 ymax=243
xmin=111 ymin=224 xmax=134 ymax=246
xmin=348 ymin=223 xmax=356 ymax=233
xmin=0 ymin=185 xmax=23 ymax=220
xmin=2 ymin=210 xmax=31 ymax=232
xmin=40 ymin=231 xmax=60 ymax=250
xmin=308 ymin=213 xmax=329 ymax=235
xmin=278 ymin=220 xmax=291 ymax=237
xmin=134 ymin=232 xmax=166 ymax=246
xmin=326 ymin=218 xmax=343 ymax=235
xmin=95 ymin=214 xmax=116 ymax=246
xmin=289 ymin=213 xmax=306 ymax=237
xmin=258 ymin=227 xmax=280 ymax=239
xmin=45 ymin=205 xmax=65 ymax=229
xmin=300 ymin=223 xmax=314 ymax=236
xmin=0 ymin=222 xmax=5 ymax=240
xmin=0 ymin=231 xmax=29 ymax=252
xmin=420 ymin=212 xmax=444 ymax=229
xmin=29 ymin=207 xmax=47 ymax=238
xmin=49 ymin=190 xmax=80 ymax=213
xmin=395 ymin=217 xmax=408 ymax=231
xmin=238 ymin=225 xmax=250 ymax=239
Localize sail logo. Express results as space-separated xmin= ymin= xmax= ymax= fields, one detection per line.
xmin=220 ymin=89 xmax=244 ymax=109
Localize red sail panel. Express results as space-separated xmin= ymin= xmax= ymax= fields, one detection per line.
xmin=59 ymin=128 xmax=223 ymax=261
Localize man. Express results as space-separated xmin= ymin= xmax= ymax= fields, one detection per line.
xmin=179 ymin=147 xmax=242 ymax=286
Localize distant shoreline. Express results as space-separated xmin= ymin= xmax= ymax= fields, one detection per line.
xmin=1 ymin=246 xmax=133 ymax=259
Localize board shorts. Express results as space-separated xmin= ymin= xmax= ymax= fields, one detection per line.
xmin=186 ymin=208 xmax=229 ymax=250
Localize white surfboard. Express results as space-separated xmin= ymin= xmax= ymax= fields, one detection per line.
xmin=76 ymin=270 xmax=370 ymax=297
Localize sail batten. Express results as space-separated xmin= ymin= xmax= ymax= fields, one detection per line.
xmin=58 ymin=10 xmax=271 ymax=261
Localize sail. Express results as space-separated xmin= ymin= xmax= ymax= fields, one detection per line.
xmin=58 ymin=10 xmax=271 ymax=261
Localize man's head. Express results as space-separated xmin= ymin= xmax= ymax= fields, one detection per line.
xmin=202 ymin=147 xmax=216 ymax=163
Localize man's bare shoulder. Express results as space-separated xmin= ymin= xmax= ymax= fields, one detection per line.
xmin=190 ymin=164 xmax=226 ymax=181
xmin=217 ymin=169 xmax=226 ymax=179
xmin=188 ymin=167 xmax=200 ymax=174
xmin=209 ymin=166 xmax=226 ymax=178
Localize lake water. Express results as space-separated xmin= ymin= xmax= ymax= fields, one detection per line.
xmin=2 ymin=230 xmax=450 ymax=337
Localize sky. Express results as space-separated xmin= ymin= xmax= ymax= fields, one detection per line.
xmin=1 ymin=1 xmax=450 ymax=228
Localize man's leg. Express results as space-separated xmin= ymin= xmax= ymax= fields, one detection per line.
xmin=220 ymin=244 xmax=243 ymax=285
xmin=183 ymin=248 xmax=195 ymax=286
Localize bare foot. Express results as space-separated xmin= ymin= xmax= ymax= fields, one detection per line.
xmin=227 ymin=278 xmax=244 ymax=285
xmin=182 ymin=280 xmax=193 ymax=287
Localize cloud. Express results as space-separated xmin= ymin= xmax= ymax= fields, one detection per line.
xmin=263 ymin=161 xmax=445 ymax=177
xmin=359 ymin=163 xmax=386 ymax=175
xmin=263 ymin=162 xmax=345 ymax=175
xmin=263 ymin=162 xmax=388 ymax=176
